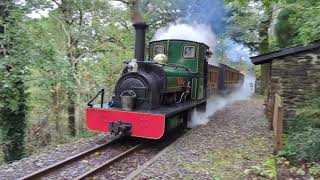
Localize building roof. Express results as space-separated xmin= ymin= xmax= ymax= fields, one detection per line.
xmin=250 ymin=40 xmax=320 ymax=65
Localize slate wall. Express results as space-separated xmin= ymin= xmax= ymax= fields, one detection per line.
xmin=267 ymin=48 xmax=320 ymax=129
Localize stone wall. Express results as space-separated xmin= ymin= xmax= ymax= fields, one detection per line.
xmin=267 ymin=48 xmax=320 ymax=130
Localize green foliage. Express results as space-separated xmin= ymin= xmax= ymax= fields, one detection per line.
xmin=283 ymin=127 xmax=320 ymax=162
xmin=226 ymin=1 xmax=263 ymax=52
xmin=228 ymin=0 xmax=320 ymax=52
xmin=280 ymin=96 xmax=320 ymax=162
xmin=287 ymin=96 xmax=320 ymax=131
xmin=274 ymin=7 xmax=297 ymax=48
xmin=1 ymin=0 xmax=138 ymax=162
xmin=288 ymin=1 xmax=320 ymax=44
xmin=274 ymin=1 xmax=320 ymax=48
xmin=0 ymin=4 xmax=32 ymax=162
xmin=246 ymin=158 xmax=277 ymax=179
xmin=309 ymin=163 xmax=320 ymax=177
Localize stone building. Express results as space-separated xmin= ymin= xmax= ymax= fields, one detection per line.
xmin=250 ymin=41 xmax=320 ymax=129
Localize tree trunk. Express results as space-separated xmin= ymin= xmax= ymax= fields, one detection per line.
xmin=67 ymin=91 xmax=76 ymax=136
xmin=258 ymin=1 xmax=273 ymax=95
xmin=58 ymin=0 xmax=81 ymax=137
xmin=51 ymin=85 xmax=61 ymax=134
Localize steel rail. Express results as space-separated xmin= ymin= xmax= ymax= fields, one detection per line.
xmin=19 ymin=137 xmax=120 ymax=180
xmin=75 ymin=143 xmax=144 ymax=180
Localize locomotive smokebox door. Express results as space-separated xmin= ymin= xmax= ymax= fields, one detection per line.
xmin=109 ymin=121 xmax=132 ymax=136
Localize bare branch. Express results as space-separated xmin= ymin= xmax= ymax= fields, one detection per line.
xmin=112 ymin=0 xmax=130 ymax=5
xmin=50 ymin=14 xmax=72 ymax=49
xmin=50 ymin=0 xmax=61 ymax=7
xmin=74 ymin=43 xmax=107 ymax=63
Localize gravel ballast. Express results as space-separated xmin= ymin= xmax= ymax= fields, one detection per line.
xmin=135 ymin=97 xmax=274 ymax=179
xmin=0 ymin=134 xmax=113 ymax=179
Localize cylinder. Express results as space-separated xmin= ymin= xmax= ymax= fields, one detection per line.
xmin=133 ymin=22 xmax=148 ymax=61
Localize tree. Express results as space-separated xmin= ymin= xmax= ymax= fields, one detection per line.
xmin=25 ymin=0 xmax=136 ymax=138
xmin=288 ymin=1 xmax=320 ymax=44
xmin=274 ymin=7 xmax=297 ymax=48
xmin=0 ymin=0 xmax=30 ymax=162
xmin=226 ymin=0 xmax=275 ymax=94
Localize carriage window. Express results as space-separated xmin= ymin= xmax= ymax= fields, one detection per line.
xmin=183 ymin=46 xmax=196 ymax=58
xmin=154 ymin=45 xmax=165 ymax=55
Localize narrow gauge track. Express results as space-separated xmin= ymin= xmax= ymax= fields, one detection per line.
xmin=18 ymin=137 xmax=143 ymax=180
xmin=75 ymin=143 xmax=143 ymax=180
xmin=19 ymin=130 xmax=187 ymax=180
xmin=79 ymin=130 xmax=188 ymax=180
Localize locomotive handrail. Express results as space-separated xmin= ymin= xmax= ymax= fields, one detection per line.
xmin=161 ymin=63 xmax=193 ymax=73
xmin=123 ymin=60 xmax=194 ymax=75
xmin=120 ymin=90 xmax=136 ymax=97
xmin=87 ymin=89 xmax=105 ymax=108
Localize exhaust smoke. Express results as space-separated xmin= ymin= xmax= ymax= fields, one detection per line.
xmin=152 ymin=23 xmax=218 ymax=65
xmin=188 ymin=75 xmax=256 ymax=128
xmin=153 ymin=23 xmax=216 ymax=48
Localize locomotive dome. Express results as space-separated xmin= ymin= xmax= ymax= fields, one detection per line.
xmin=153 ymin=54 xmax=168 ymax=64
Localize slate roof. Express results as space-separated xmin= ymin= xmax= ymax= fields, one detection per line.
xmin=250 ymin=40 xmax=320 ymax=65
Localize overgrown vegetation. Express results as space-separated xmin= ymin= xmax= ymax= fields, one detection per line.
xmin=280 ymin=96 xmax=320 ymax=162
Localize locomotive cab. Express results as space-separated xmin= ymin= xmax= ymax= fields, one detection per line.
xmin=148 ymin=40 xmax=209 ymax=101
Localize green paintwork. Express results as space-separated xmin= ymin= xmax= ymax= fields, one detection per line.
xmin=164 ymin=66 xmax=189 ymax=92
xmin=191 ymin=78 xmax=197 ymax=99
xmin=197 ymin=78 xmax=204 ymax=99
xmin=148 ymin=40 xmax=209 ymax=99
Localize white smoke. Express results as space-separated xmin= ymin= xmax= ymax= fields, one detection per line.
xmin=188 ymin=75 xmax=256 ymax=127
xmin=152 ymin=23 xmax=217 ymax=65
xmin=153 ymin=23 xmax=216 ymax=47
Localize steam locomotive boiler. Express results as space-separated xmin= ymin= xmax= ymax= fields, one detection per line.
xmin=85 ymin=23 xmax=244 ymax=139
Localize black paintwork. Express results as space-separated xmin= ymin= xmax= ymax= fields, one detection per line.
xmin=114 ymin=61 xmax=166 ymax=109
xmin=106 ymin=99 xmax=206 ymax=118
xmin=133 ymin=23 xmax=148 ymax=61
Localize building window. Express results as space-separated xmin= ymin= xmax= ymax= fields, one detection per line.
xmin=154 ymin=45 xmax=165 ymax=55
xmin=183 ymin=46 xmax=196 ymax=58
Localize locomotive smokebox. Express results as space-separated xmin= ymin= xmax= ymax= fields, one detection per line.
xmin=133 ymin=22 xmax=148 ymax=61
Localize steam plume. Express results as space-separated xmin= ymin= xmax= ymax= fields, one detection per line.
xmin=153 ymin=23 xmax=216 ymax=48
xmin=188 ymin=75 xmax=256 ymax=127
xmin=152 ymin=23 xmax=218 ymax=65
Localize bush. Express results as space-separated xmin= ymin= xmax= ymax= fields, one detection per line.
xmin=284 ymin=128 xmax=320 ymax=162
xmin=287 ymin=97 xmax=320 ymax=131
xmin=281 ymin=96 xmax=320 ymax=162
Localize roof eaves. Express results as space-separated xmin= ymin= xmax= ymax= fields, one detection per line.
xmin=250 ymin=40 xmax=320 ymax=65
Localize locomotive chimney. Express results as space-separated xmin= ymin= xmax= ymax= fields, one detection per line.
xmin=133 ymin=22 xmax=148 ymax=61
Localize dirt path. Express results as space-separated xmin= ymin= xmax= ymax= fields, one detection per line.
xmin=136 ymin=97 xmax=274 ymax=179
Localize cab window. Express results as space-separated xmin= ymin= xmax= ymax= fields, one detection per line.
xmin=183 ymin=46 xmax=196 ymax=59
xmin=154 ymin=45 xmax=165 ymax=55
